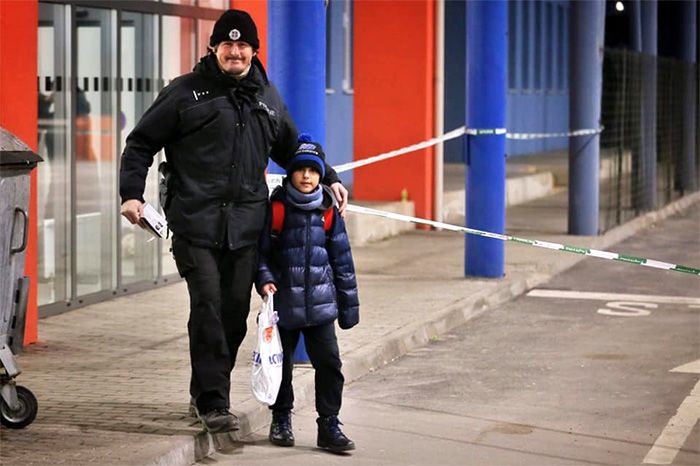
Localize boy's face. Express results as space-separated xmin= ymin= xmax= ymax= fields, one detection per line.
xmin=290 ymin=167 xmax=321 ymax=194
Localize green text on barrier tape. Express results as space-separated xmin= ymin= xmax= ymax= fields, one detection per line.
xmin=465 ymin=128 xmax=507 ymax=136
xmin=345 ymin=204 xmax=700 ymax=277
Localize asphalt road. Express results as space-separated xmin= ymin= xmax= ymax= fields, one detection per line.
xmin=206 ymin=206 xmax=700 ymax=465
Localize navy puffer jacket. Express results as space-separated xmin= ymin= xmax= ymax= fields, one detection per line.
xmin=256 ymin=184 xmax=359 ymax=330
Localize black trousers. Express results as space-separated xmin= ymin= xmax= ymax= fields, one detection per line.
xmin=272 ymin=322 xmax=344 ymax=417
xmin=172 ymin=236 xmax=257 ymax=413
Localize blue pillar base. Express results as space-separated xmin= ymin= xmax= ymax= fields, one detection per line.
xmin=293 ymin=335 xmax=309 ymax=364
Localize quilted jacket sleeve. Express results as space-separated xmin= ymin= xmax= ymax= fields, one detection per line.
xmin=255 ymin=205 xmax=278 ymax=294
xmin=327 ymin=208 xmax=359 ymax=329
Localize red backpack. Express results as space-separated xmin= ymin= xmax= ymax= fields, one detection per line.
xmin=270 ymin=200 xmax=335 ymax=237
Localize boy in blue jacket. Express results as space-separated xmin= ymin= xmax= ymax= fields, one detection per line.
xmin=257 ymin=137 xmax=359 ymax=452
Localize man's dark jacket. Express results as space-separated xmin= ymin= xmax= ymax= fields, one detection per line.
xmin=119 ymin=54 xmax=340 ymax=249
xmin=256 ymin=184 xmax=359 ymax=330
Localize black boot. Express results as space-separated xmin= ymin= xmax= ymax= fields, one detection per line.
xmin=269 ymin=410 xmax=295 ymax=447
xmin=317 ymin=415 xmax=355 ymax=452
xmin=198 ymin=408 xmax=239 ymax=433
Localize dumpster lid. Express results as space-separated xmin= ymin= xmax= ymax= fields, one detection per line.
xmin=0 ymin=127 xmax=43 ymax=167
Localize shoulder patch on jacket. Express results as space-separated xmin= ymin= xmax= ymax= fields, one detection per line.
xmin=192 ymin=89 xmax=212 ymax=101
xmin=256 ymin=100 xmax=277 ymax=117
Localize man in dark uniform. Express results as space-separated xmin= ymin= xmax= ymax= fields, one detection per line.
xmin=119 ymin=9 xmax=348 ymax=433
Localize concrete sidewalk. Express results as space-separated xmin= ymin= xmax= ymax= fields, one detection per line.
xmin=1 ymin=187 xmax=698 ymax=466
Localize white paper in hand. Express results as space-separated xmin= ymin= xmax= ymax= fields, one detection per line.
xmin=141 ymin=203 xmax=168 ymax=239
xmin=251 ymin=293 xmax=283 ymax=405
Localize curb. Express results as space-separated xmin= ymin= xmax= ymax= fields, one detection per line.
xmin=148 ymin=191 xmax=700 ymax=466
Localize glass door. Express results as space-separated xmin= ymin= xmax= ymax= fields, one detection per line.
xmin=37 ymin=3 xmax=71 ymax=305
xmin=119 ymin=11 xmax=159 ymax=285
xmin=74 ymin=7 xmax=117 ymax=296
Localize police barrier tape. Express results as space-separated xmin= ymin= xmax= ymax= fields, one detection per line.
xmin=507 ymin=127 xmax=604 ymax=140
xmin=345 ymin=204 xmax=700 ymax=277
xmin=333 ymin=125 xmax=604 ymax=174
xmin=333 ymin=126 xmax=468 ymax=174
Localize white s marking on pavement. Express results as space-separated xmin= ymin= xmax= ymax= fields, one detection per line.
xmin=596 ymin=301 xmax=656 ymax=317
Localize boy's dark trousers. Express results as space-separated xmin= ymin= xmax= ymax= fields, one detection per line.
xmin=272 ymin=322 xmax=344 ymax=416
xmin=171 ymin=236 xmax=257 ymax=414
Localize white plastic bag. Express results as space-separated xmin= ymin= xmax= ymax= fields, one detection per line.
xmin=251 ymin=293 xmax=283 ymax=405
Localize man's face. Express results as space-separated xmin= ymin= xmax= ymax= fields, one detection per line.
xmin=213 ymin=41 xmax=255 ymax=76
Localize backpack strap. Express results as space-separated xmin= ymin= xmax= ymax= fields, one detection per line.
xmin=271 ymin=200 xmax=285 ymax=237
xmin=323 ymin=207 xmax=334 ymax=232
xmin=272 ymin=201 xmax=333 ymax=236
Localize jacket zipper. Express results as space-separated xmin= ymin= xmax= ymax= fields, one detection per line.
xmin=304 ymin=212 xmax=311 ymax=325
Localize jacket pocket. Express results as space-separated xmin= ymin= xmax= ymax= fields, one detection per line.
xmin=324 ymin=266 xmax=335 ymax=282
xmin=240 ymin=181 xmax=269 ymax=202
xmin=250 ymin=106 xmax=279 ymax=157
xmin=323 ymin=266 xmax=337 ymax=305
xmin=179 ymin=97 xmax=227 ymax=136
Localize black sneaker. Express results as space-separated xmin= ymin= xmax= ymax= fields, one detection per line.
xmin=198 ymin=408 xmax=239 ymax=433
xmin=317 ymin=415 xmax=355 ymax=452
xmin=269 ymin=410 xmax=295 ymax=447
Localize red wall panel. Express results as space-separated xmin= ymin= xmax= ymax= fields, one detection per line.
xmin=353 ymin=0 xmax=435 ymax=221
xmin=181 ymin=18 xmax=195 ymax=74
xmin=232 ymin=0 xmax=268 ymax=66
xmin=0 ymin=0 xmax=39 ymax=344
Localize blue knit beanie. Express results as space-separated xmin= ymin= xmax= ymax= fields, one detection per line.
xmin=287 ymin=134 xmax=326 ymax=179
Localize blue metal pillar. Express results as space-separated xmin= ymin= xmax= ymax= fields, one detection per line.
xmin=629 ymin=1 xmax=642 ymax=51
xmin=268 ymin=1 xmax=327 ymax=363
xmin=465 ymin=0 xmax=506 ymax=278
xmin=527 ymin=1 xmax=536 ymax=90
xmin=267 ymin=1 xmax=327 ymax=172
xmin=640 ymin=0 xmax=658 ymax=210
xmin=679 ymin=0 xmax=697 ymax=192
xmin=568 ymin=0 xmax=605 ymax=235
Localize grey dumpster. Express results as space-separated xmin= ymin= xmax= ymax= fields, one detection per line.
xmin=0 ymin=127 xmax=41 ymax=428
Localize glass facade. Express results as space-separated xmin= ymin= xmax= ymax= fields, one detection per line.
xmin=120 ymin=11 xmax=159 ymax=286
xmin=37 ymin=3 xmax=71 ymax=305
xmin=75 ymin=7 xmax=118 ymax=297
xmin=37 ymin=1 xmax=224 ymax=315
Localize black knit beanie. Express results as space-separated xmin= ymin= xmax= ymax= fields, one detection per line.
xmin=209 ymin=9 xmax=259 ymax=49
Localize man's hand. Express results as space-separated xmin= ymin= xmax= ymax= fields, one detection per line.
xmin=329 ymin=182 xmax=348 ymax=216
xmin=120 ymin=199 xmax=146 ymax=229
xmin=261 ymin=283 xmax=277 ymax=297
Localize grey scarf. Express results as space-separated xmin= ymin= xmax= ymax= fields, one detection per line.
xmin=285 ymin=182 xmax=324 ymax=211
